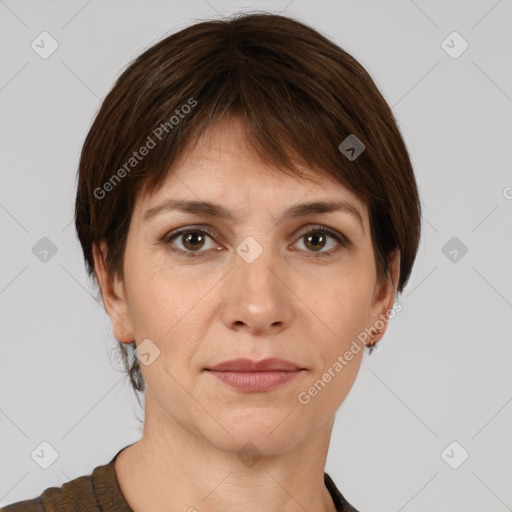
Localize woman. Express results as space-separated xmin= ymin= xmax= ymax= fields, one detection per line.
xmin=2 ymin=11 xmax=421 ymax=512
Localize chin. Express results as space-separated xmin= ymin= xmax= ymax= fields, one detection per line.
xmin=202 ymin=410 xmax=308 ymax=456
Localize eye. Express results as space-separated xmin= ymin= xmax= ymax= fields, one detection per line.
xmin=159 ymin=225 xmax=349 ymax=259
xmin=292 ymin=226 xmax=349 ymax=258
xmin=160 ymin=226 xmax=220 ymax=258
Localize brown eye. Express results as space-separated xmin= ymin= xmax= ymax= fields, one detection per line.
xmin=294 ymin=227 xmax=347 ymax=258
xmin=162 ymin=227 xmax=219 ymax=258
xmin=303 ymin=232 xmax=328 ymax=252
xmin=160 ymin=225 xmax=348 ymax=260
xmin=180 ymin=231 xmax=207 ymax=251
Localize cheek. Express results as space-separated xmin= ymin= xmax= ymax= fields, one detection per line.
xmin=306 ymin=280 xmax=369 ymax=409
xmin=127 ymin=273 xmax=190 ymax=338
xmin=310 ymin=268 xmax=374 ymax=329
xmin=124 ymin=250 xmax=216 ymax=352
xmin=302 ymin=271 xmax=374 ymax=376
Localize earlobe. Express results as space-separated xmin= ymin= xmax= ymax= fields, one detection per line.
xmin=92 ymin=241 xmax=135 ymax=344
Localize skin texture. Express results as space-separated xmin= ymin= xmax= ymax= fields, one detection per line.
xmin=93 ymin=116 xmax=400 ymax=512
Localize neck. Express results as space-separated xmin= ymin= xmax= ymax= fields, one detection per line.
xmin=115 ymin=391 xmax=338 ymax=512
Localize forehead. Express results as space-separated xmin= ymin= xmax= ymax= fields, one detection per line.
xmin=136 ymin=116 xmax=367 ymax=225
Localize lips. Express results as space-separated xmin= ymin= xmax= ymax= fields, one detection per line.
xmin=205 ymin=357 xmax=303 ymax=372
xmin=205 ymin=358 xmax=305 ymax=392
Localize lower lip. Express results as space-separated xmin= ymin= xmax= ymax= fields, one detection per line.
xmin=207 ymin=370 xmax=302 ymax=392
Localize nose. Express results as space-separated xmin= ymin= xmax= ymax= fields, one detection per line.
xmin=219 ymin=242 xmax=294 ymax=336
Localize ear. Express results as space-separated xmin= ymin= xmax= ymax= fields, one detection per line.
xmin=92 ymin=240 xmax=134 ymax=344
xmin=367 ymin=249 xmax=400 ymax=343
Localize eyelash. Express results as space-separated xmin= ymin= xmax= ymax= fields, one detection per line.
xmin=159 ymin=225 xmax=349 ymax=259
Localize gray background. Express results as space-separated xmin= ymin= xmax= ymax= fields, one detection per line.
xmin=1 ymin=0 xmax=511 ymax=510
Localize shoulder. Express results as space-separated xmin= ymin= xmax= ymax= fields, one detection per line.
xmin=324 ymin=473 xmax=362 ymax=512
xmin=1 ymin=446 xmax=133 ymax=511
xmin=1 ymin=446 xmax=133 ymax=512
xmin=1 ymin=472 xmax=101 ymax=512
xmin=1 ymin=496 xmax=44 ymax=511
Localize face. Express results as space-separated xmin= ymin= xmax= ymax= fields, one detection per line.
xmin=95 ymin=116 xmax=398 ymax=456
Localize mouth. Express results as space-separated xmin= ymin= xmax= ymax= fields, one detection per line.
xmin=205 ymin=357 xmax=304 ymax=372
xmin=204 ymin=358 xmax=305 ymax=392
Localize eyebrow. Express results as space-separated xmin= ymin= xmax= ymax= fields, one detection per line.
xmin=143 ymin=198 xmax=364 ymax=233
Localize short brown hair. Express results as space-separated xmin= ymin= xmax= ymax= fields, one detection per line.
xmin=75 ymin=12 xmax=422 ymax=395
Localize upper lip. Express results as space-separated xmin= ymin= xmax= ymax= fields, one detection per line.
xmin=206 ymin=358 xmax=304 ymax=372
